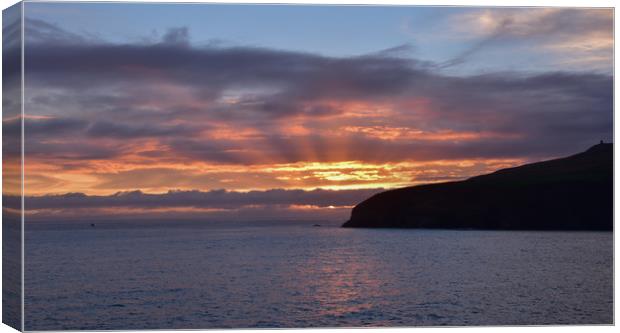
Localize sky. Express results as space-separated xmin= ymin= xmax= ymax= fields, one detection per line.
xmin=5 ymin=2 xmax=613 ymax=221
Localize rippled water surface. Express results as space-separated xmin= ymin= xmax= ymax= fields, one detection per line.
xmin=25 ymin=221 xmax=613 ymax=330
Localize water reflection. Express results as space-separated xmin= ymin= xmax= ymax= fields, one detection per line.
xmin=25 ymin=223 xmax=613 ymax=329
xmin=297 ymin=236 xmax=386 ymax=323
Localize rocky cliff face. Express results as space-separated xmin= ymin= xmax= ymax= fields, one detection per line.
xmin=342 ymin=143 xmax=613 ymax=230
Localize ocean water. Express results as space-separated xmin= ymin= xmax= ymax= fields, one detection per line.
xmin=24 ymin=221 xmax=613 ymax=330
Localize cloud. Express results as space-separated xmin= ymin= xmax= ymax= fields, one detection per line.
xmin=439 ymin=17 xmax=511 ymax=69
xmin=454 ymin=8 xmax=612 ymax=40
xmin=13 ymin=188 xmax=385 ymax=221
xmin=445 ymin=8 xmax=613 ymax=69
xmin=161 ymin=27 xmax=190 ymax=46
xmin=24 ymin=44 xmax=425 ymax=108
xmin=19 ymin=188 xmax=381 ymax=209
xmin=3 ymin=8 xmax=22 ymax=82
xmin=25 ymin=18 xmax=89 ymax=45
xmin=19 ymin=18 xmax=613 ymax=196
xmin=374 ymin=43 xmax=417 ymax=57
xmin=86 ymin=121 xmax=201 ymax=139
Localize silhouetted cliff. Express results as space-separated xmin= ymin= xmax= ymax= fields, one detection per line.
xmin=343 ymin=143 xmax=613 ymax=230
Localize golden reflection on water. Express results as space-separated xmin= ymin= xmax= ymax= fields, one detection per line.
xmin=294 ymin=229 xmax=399 ymax=322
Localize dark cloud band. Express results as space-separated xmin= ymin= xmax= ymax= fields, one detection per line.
xmin=12 ymin=188 xmax=383 ymax=211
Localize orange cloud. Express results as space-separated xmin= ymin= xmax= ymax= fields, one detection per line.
xmin=341 ymin=126 xmax=520 ymax=142
xmin=23 ymin=157 xmax=527 ymax=196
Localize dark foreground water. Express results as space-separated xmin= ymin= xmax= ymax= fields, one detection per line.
xmin=25 ymin=221 xmax=613 ymax=330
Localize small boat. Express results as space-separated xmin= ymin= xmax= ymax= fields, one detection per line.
xmin=313 ymin=224 xmax=321 ymax=227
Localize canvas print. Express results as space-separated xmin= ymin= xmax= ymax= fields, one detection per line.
xmin=2 ymin=1 xmax=614 ymax=331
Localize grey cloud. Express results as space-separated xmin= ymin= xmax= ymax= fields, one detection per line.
xmin=24 ymin=22 xmax=427 ymax=105
xmin=504 ymin=9 xmax=612 ymax=39
xmin=439 ymin=18 xmax=511 ymax=69
xmin=16 ymin=117 xmax=208 ymax=161
xmin=161 ymin=27 xmax=190 ymax=46
xmin=3 ymin=7 xmax=22 ymax=81
xmin=17 ymin=116 xmax=202 ymax=140
xmin=27 ymin=117 xmax=89 ymax=135
xmin=16 ymin=188 xmax=383 ymax=211
xmin=86 ymin=121 xmax=202 ymax=139
xmin=21 ymin=19 xmax=613 ymax=163
xmin=374 ymin=43 xmax=417 ymax=57
xmin=25 ymin=140 xmax=123 ymax=161
xmin=442 ymin=9 xmax=613 ymax=68
xmin=3 ymin=117 xmax=89 ymax=138
xmin=25 ymin=18 xmax=89 ymax=45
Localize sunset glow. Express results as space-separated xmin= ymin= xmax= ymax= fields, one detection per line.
xmin=5 ymin=3 xmax=612 ymax=221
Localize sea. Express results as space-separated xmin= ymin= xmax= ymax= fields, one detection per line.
xmin=24 ymin=220 xmax=613 ymax=330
